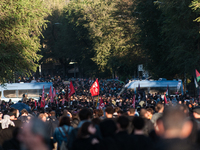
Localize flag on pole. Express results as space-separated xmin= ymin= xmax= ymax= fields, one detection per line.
xmin=35 ymin=100 xmax=37 ymax=107
xmin=69 ymin=81 xmax=75 ymax=97
xmin=53 ymin=88 xmax=56 ymax=98
xmin=132 ymin=95 xmax=135 ymax=108
xmin=99 ymin=97 xmax=104 ymax=109
xmin=196 ymin=69 xmax=200 ymax=82
xmin=49 ymin=86 xmax=53 ymax=103
xmin=195 ymin=78 xmax=198 ymax=88
xmin=164 ymin=85 xmax=168 ymax=104
xmin=165 ymin=85 xmax=168 ymax=96
xmin=40 ymin=85 xmax=45 ymax=108
xmin=164 ymin=95 xmax=168 ymax=104
xmin=90 ymin=79 xmax=100 ymax=96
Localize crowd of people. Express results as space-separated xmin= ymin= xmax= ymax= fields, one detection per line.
xmin=0 ymin=76 xmax=200 ymax=150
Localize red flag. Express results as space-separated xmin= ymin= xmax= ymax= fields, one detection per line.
xmin=69 ymin=81 xmax=75 ymax=97
xmin=49 ymin=86 xmax=53 ymax=103
xmin=40 ymin=85 xmax=45 ymax=108
xmin=90 ymin=79 xmax=99 ymax=96
xmin=99 ymin=97 xmax=104 ymax=109
xmin=35 ymin=100 xmax=37 ymax=107
xmin=53 ymin=88 xmax=56 ymax=98
xmin=164 ymin=95 xmax=168 ymax=104
xmin=132 ymin=95 xmax=135 ymax=108
xmin=196 ymin=69 xmax=200 ymax=82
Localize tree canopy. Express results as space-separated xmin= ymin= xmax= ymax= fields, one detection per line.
xmin=0 ymin=0 xmax=50 ymax=82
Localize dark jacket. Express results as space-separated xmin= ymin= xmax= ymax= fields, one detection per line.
xmin=2 ymin=138 xmax=20 ymax=150
xmin=0 ymin=120 xmax=22 ymax=146
xmin=155 ymin=138 xmax=199 ymax=150
xmin=72 ymin=136 xmax=97 ymax=150
xmin=130 ymin=134 xmax=154 ymax=150
xmin=67 ymin=121 xmax=102 ymax=150
xmin=114 ymin=131 xmax=134 ymax=150
xmin=47 ymin=116 xmax=59 ymax=137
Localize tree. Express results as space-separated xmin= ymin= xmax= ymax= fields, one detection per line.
xmin=0 ymin=0 xmax=50 ymax=82
xmin=134 ymin=0 xmax=200 ymax=79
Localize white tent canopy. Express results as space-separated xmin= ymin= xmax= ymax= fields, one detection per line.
xmin=124 ymin=80 xmax=183 ymax=95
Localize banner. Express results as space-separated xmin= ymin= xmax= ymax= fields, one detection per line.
xmin=49 ymin=86 xmax=53 ymax=103
xmin=69 ymin=81 xmax=75 ymax=97
xmin=90 ymin=79 xmax=99 ymax=96
xmin=40 ymin=85 xmax=45 ymax=108
xmin=99 ymin=97 xmax=105 ymax=109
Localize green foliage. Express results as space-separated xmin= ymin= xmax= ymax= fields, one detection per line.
xmin=0 ymin=0 xmax=50 ymax=82
xmin=65 ymin=0 xmax=143 ymax=76
xmin=135 ymin=0 xmax=200 ymax=79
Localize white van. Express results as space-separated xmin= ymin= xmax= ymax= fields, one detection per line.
xmin=0 ymin=82 xmax=53 ymax=102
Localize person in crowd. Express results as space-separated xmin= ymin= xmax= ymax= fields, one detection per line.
xmin=140 ymin=108 xmax=154 ymax=136
xmin=72 ymin=122 xmax=99 ymax=150
xmin=131 ymin=116 xmax=154 ymax=150
xmin=151 ymin=103 xmax=164 ymax=125
xmin=38 ymin=113 xmax=47 ymax=122
xmin=67 ymin=108 xmax=101 ymax=150
xmin=127 ymin=108 xmax=135 ymax=134
xmin=114 ymin=116 xmax=131 ymax=150
xmin=155 ymin=106 xmax=198 ymax=150
xmin=98 ymin=119 xmax=119 ymax=150
xmin=18 ymin=118 xmax=50 ymax=150
xmin=18 ymin=109 xmax=29 ymax=123
xmin=71 ymin=112 xmax=80 ymax=128
xmin=0 ymin=111 xmax=21 ymax=145
xmin=2 ymin=127 xmax=21 ymax=150
xmin=105 ymin=106 xmax=114 ymax=119
xmin=146 ymin=108 xmax=154 ymax=120
xmin=53 ymin=116 xmax=73 ymax=150
xmin=47 ymin=111 xmax=59 ymax=138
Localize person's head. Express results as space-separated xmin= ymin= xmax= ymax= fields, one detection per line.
xmin=99 ymin=119 xmax=117 ymax=137
xmin=105 ymin=106 xmax=114 ymax=118
xmin=116 ymin=116 xmax=129 ymax=131
xmin=93 ymin=109 xmax=99 ymax=118
xmin=38 ymin=113 xmax=46 ymax=122
xmin=72 ymin=112 xmax=79 ymax=120
xmin=139 ymin=108 xmax=148 ymax=119
xmin=18 ymin=118 xmax=49 ymax=150
xmin=128 ymin=108 xmax=135 ymax=116
xmin=59 ymin=116 xmax=70 ymax=127
xmin=114 ymin=107 xmax=121 ymax=113
xmin=98 ymin=109 xmax=104 ymax=117
xmin=132 ymin=116 xmax=145 ymax=130
xmin=146 ymin=108 xmax=154 ymax=119
xmin=10 ymin=108 xmax=19 ymax=118
xmin=193 ymin=107 xmax=200 ymax=119
xmin=49 ymin=111 xmax=56 ymax=117
xmin=79 ymin=108 xmax=92 ymax=121
xmin=78 ymin=122 xmax=96 ymax=138
xmin=155 ymin=103 xmax=164 ymax=113
xmin=7 ymin=112 xmax=16 ymax=120
xmin=157 ymin=106 xmax=193 ymax=139
xmin=21 ymin=109 xmax=28 ymax=116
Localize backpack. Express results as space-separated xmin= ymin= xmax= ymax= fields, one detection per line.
xmin=58 ymin=126 xmax=70 ymax=150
